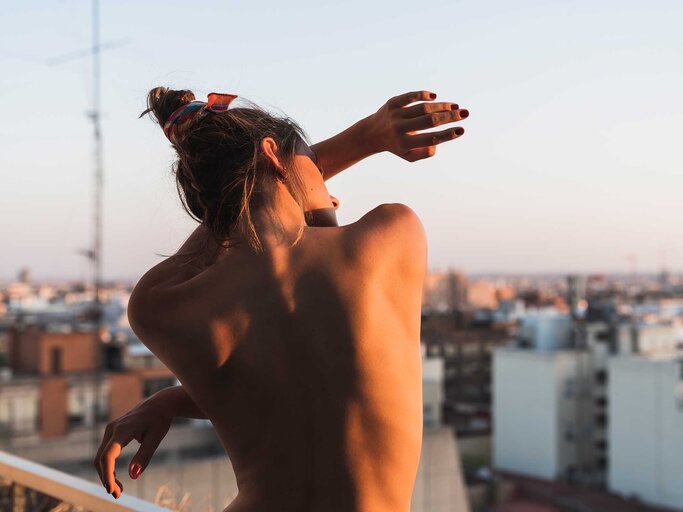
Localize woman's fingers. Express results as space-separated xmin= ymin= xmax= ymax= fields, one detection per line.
xmin=405 ymin=126 xmax=465 ymax=149
xmin=100 ymin=437 xmax=123 ymax=498
xmin=94 ymin=422 xmax=115 ymax=487
xmin=401 ymin=108 xmax=469 ymax=133
xmin=129 ymin=425 xmax=169 ymax=480
xmin=99 ymin=426 xmax=134 ymax=499
xmin=400 ymin=102 xmax=457 ymax=118
xmin=387 ymin=90 xmax=436 ymax=108
xmin=380 ymin=91 xmax=469 ymax=157
xmin=402 ymin=146 xmax=437 ymax=162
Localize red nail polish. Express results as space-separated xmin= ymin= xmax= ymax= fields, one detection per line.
xmin=429 ymin=93 xmax=436 ymax=99
xmin=130 ymin=463 xmax=142 ymax=479
xmin=454 ymin=127 xmax=464 ymax=135
xmin=460 ymin=109 xmax=469 ymax=118
xmin=450 ymin=104 xmax=459 ymax=110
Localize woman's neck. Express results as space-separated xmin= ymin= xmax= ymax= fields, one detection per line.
xmin=238 ymin=182 xmax=308 ymax=253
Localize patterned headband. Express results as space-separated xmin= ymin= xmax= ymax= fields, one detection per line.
xmin=163 ymin=92 xmax=238 ymax=144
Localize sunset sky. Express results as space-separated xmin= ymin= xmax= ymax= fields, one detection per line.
xmin=1 ymin=0 xmax=682 ymax=280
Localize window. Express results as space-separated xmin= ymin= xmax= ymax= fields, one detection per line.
xmin=595 ymin=369 xmax=608 ymax=385
xmin=67 ymin=390 xmax=91 ymax=428
xmin=564 ymin=426 xmax=575 ymax=442
xmin=595 ymin=439 xmax=608 ymax=451
xmin=50 ymin=347 xmax=62 ymax=374
xmin=595 ymin=413 xmax=608 ymax=428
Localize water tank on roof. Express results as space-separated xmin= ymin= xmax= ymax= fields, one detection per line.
xmin=520 ymin=312 xmax=572 ymax=351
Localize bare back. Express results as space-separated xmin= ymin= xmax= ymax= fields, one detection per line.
xmin=129 ymin=204 xmax=427 ymax=512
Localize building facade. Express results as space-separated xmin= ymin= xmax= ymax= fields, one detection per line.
xmin=493 ymin=310 xmax=683 ymax=509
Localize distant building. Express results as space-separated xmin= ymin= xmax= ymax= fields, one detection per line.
xmin=17 ymin=268 xmax=30 ymax=285
xmin=422 ymin=270 xmax=468 ymax=312
xmin=493 ymin=311 xmax=683 ymax=509
xmin=422 ymin=350 xmax=444 ymax=429
xmin=609 ymin=355 xmax=683 ymax=509
xmin=1 ymin=325 xmax=175 ymax=441
xmin=422 ymin=311 xmax=510 ymax=434
xmin=467 ymin=280 xmax=498 ymax=310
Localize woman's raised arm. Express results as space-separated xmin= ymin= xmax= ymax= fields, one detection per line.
xmin=311 ymin=90 xmax=468 ymax=181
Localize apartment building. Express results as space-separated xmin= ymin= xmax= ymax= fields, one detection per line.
xmin=0 ymin=324 xmax=188 ymax=467
xmin=493 ymin=311 xmax=683 ymax=509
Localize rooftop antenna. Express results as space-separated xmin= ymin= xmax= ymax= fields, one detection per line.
xmin=91 ymin=0 xmax=104 ymax=454
xmin=48 ymin=0 xmax=129 ymax=454
xmin=82 ymin=0 xmax=108 ymax=461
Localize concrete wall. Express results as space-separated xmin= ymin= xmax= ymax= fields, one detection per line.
xmin=493 ymin=347 xmax=597 ymax=481
xmin=493 ymin=349 xmax=561 ymax=479
xmin=608 ymin=356 xmax=683 ymax=509
xmin=411 ymin=427 xmax=471 ymax=512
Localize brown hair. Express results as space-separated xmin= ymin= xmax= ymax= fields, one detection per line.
xmin=141 ymin=86 xmax=310 ymax=258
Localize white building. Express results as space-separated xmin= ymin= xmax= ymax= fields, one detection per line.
xmin=422 ymin=353 xmax=444 ymax=428
xmin=493 ymin=347 xmax=593 ymax=481
xmin=493 ymin=312 xmax=683 ymax=508
xmin=608 ymin=355 xmax=683 ymax=509
xmin=493 ymin=311 xmax=595 ymax=480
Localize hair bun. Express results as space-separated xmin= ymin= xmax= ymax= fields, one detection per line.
xmin=141 ymin=87 xmax=196 ymax=127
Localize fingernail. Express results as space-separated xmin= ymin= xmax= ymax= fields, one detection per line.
xmin=459 ymin=109 xmax=469 ymax=118
xmin=429 ymin=93 xmax=436 ymax=99
xmin=105 ymin=484 xmax=110 ymax=493
xmin=130 ymin=463 xmax=142 ymax=479
xmin=454 ymin=127 xmax=464 ymax=135
xmin=450 ymin=104 xmax=459 ymax=110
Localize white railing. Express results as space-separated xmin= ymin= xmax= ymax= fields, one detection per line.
xmin=0 ymin=450 xmax=170 ymax=512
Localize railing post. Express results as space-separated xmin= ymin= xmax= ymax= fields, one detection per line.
xmin=12 ymin=483 xmax=26 ymax=512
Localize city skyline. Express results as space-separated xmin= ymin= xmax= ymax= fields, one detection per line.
xmin=2 ymin=0 xmax=682 ymax=280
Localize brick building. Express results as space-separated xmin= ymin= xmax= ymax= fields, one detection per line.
xmin=1 ymin=325 xmax=175 ymax=439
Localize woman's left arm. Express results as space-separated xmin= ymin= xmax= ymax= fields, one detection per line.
xmin=311 ymin=90 xmax=468 ymax=181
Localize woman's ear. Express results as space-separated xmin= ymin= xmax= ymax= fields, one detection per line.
xmin=260 ymin=137 xmax=287 ymax=181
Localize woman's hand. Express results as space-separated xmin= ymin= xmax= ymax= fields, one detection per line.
xmin=93 ymin=391 xmax=175 ymax=499
xmin=362 ymin=90 xmax=469 ymax=162
xmin=310 ymin=90 xmax=469 ymax=180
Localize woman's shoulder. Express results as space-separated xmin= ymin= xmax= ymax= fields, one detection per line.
xmin=127 ymin=256 xmax=204 ymax=345
xmin=341 ymin=203 xmax=427 ymax=273
xmin=354 ymin=203 xmax=423 ymax=230
xmin=345 ymin=203 xmax=426 ymax=248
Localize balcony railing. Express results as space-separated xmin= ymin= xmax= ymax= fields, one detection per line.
xmin=0 ymin=450 xmax=170 ymax=512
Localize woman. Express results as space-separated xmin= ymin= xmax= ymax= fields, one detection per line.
xmin=94 ymin=87 xmax=468 ymax=511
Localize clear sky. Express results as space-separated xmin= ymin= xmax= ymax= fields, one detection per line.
xmin=1 ymin=0 xmax=682 ymax=281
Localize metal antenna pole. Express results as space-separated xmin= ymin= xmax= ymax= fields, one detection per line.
xmin=45 ymin=0 xmax=130 ymax=457
xmin=90 ymin=0 xmax=105 ymax=452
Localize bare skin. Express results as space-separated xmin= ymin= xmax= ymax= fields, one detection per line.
xmin=95 ymin=91 xmax=469 ymax=511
